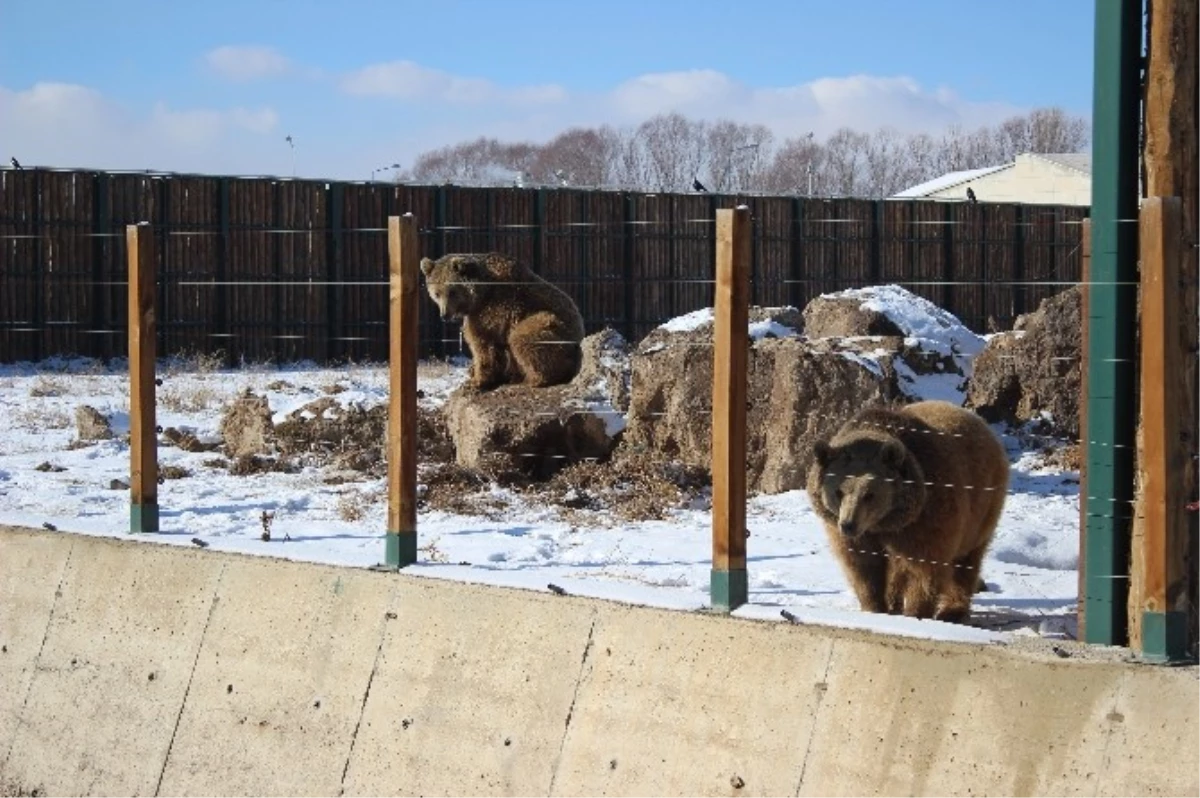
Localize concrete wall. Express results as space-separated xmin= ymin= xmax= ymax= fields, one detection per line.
xmin=1 ymin=525 xmax=1196 ymax=797
xmin=929 ymin=155 xmax=1092 ymax=206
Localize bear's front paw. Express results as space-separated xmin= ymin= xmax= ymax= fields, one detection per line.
xmin=469 ymin=377 xmax=501 ymax=393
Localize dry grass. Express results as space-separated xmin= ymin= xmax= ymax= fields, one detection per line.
xmin=159 ymin=385 xmax=225 ymax=413
xmin=12 ymin=406 xmax=72 ymax=431
xmin=336 ymin=491 xmax=368 ymax=522
xmin=531 ymin=452 xmax=710 ymax=522
xmin=28 ymin=375 xmax=69 ymax=397
xmin=417 ymin=357 xmax=469 ymax=382
xmin=1033 ymin=443 xmax=1082 ymax=472
xmin=162 ymin=349 xmax=227 ymax=377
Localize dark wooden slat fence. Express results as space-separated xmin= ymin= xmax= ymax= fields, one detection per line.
xmin=0 ymin=168 xmax=1088 ymax=365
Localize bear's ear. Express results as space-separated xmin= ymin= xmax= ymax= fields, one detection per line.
xmin=419 ymin=257 xmax=435 ymax=277
xmin=813 ymin=440 xmax=832 ymax=467
xmin=880 ymin=439 xmax=907 ymax=469
xmin=465 ymin=258 xmax=488 ymax=279
xmin=452 ymin=257 xmax=485 ymax=281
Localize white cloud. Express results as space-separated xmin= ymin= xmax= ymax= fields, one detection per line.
xmin=204 ymin=45 xmax=292 ymax=82
xmin=603 ymin=71 xmax=1018 ymax=140
xmin=1 ymin=82 xmax=282 ymax=174
xmin=0 ymin=67 xmax=1038 ymax=181
xmin=340 ymin=60 xmax=566 ymax=106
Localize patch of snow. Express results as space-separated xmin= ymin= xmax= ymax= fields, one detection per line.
xmin=893 ymin=359 xmax=970 ymax=405
xmin=837 ymin=350 xmax=884 ymax=377
xmin=748 ymin=319 xmax=800 ymax=340
xmin=659 ymin=308 xmax=714 ymax=333
xmin=0 ymin=356 xmax=1087 ymax=648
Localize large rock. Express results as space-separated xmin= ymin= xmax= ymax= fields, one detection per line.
xmin=966 ymin=287 xmax=1082 ymax=436
xmin=442 ymin=330 xmax=630 ymax=481
xmin=803 ymin=293 xmax=904 ymax=338
xmin=624 ymin=307 xmax=902 ymax=494
xmin=571 ymin=326 xmax=633 ymax=413
xmin=75 ymin=405 xmax=113 ymax=441
xmin=219 ymin=390 xmax=275 ymax=458
xmin=623 ymin=289 xmax=988 ymax=494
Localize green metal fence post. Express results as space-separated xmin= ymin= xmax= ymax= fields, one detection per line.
xmin=1083 ymin=0 xmax=1142 ymax=646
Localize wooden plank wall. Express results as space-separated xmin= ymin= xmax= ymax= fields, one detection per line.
xmin=0 ymin=168 xmax=1089 ymax=364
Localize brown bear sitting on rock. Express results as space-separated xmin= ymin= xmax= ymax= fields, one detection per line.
xmin=806 ymin=400 xmax=1009 ymax=624
xmin=420 ymin=253 xmax=586 ymax=391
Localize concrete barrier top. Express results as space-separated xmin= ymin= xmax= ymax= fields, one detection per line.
xmin=2 ymin=524 xmax=1196 ymax=797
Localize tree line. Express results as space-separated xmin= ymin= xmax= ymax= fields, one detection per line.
xmin=398 ymin=107 xmax=1088 ymax=198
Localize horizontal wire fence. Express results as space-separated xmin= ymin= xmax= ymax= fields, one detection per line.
xmin=0 ymin=167 xmax=1088 ymax=365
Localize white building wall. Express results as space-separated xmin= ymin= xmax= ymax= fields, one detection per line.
xmin=928 ymin=155 xmax=1090 ymax=205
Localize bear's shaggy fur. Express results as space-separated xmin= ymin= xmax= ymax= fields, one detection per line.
xmin=806 ymin=400 xmax=1010 ymax=623
xmin=420 ymin=253 xmax=586 ymax=391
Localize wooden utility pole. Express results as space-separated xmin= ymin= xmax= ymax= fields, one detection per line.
xmin=1134 ymin=0 xmax=1199 ymax=658
xmin=385 ymin=214 xmax=419 ymax=568
xmin=1134 ymin=197 xmax=1189 ymax=661
xmin=127 ymin=223 xmax=158 ymax=533
xmin=711 ymin=206 xmax=751 ymax=612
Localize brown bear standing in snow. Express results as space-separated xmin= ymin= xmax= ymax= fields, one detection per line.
xmin=806 ymin=400 xmax=1009 ymax=623
xmin=420 ymin=253 xmax=585 ymax=391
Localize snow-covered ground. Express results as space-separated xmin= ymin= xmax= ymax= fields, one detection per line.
xmin=0 ymin=288 xmax=1086 ymax=648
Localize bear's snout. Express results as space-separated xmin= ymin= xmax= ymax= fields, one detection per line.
xmin=839 ymin=519 xmax=857 ymax=537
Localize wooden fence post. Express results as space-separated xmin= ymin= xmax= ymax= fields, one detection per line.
xmin=127 ymin=222 xmax=158 ymax=533
xmin=711 ymin=205 xmax=751 ymax=612
xmin=385 ymin=214 xmax=419 ymax=568
xmin=1077 ymin=217 xmax=1091 ymax=638
xmin=1134 ymin=196 xmax=1188 ymax=661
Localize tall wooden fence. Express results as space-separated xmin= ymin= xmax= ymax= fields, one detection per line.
xmin=0 ymin=168 xmax=1088 ymax=364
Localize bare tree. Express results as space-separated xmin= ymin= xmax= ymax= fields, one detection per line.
xmin=701 ymin=119 xmax=774 ymax=192
xmin=762 ymin=132 xmax=820 ymax=195
xmin=819 ymin=128 xmax=870 ymax=196
xmin=406 ymin=136 xmax=540 ymax=184
xmin=400 ymin=106 xmax=1089 ymax=197
xmin=525 ymin=126 xmax=621 ymax=187
xmin=633 ymin=113 xmax=709 ymax=192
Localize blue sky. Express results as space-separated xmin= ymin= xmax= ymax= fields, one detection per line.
xmin=0 ymin=0 xmax=1095 ymax=180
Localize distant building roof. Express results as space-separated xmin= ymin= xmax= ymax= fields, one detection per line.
xmin=1026 ymin=152 xmax=1092 ymax=175
xmin=891 ymin=164 xmax=1010 ymax=198
xmin=891 ymin=151 xmax=1092 ymax=199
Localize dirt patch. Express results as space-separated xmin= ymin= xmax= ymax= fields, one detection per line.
xmin=160 ymin=465 xmax=190 ymax=480
xmin=419 ymin=462 xmax=500 ymax=516
xmin=275 ymin=400 xmax=385 ymax=475
xmin=228 ymin=454 xmax=298 ymax=476
xmin=161 ymin=426 xmax=219 ymax=453
xmin=531 ymin=450 xmax=710 ymax=522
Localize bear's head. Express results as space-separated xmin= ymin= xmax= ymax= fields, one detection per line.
xmin=812 ymin=434 xmax=925 ymax=539
xmin=420 ymin=255 xmax=489 ymax=322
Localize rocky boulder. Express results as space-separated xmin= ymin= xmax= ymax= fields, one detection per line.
xmin=75 ymin=405 xmax=113 ymax=441
xmin=623 ymin=306 xmax=904 ymax=494
xmin=966 ymin=286 xmax=1082 ymax=436
xmin=442 ymin=329 xmax=631 ymax=482
xmin=803 ymin=293 xmax=904 ymax=338
xmin=805 ymin=285 xmax=986 ymax=397
xmin=219 ymin=390 xmax=275 ymax=458
xmin=623 ymin=289 xmax=988 ymax=494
